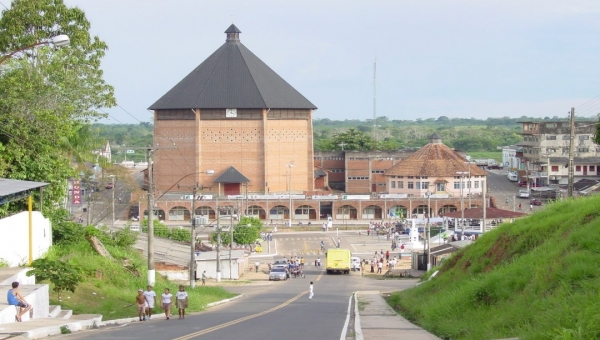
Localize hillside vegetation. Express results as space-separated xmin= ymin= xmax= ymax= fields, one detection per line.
xmin=389 ymin=196 xmax=600 ymax=340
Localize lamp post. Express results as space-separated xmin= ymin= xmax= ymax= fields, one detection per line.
xmin=456 ymin=172 xmax=469 ymax=235
xmin=0 ymin=34 xmax=70 ymax=64
xmin=286 ymin=163 xmax=295 ymax=227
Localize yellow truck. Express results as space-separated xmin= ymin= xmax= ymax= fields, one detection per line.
xmin=326 ymin=249 xmax=351 ymax=274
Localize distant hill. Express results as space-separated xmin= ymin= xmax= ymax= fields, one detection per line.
xmin=389 ymin=196 xmax=600 ymax=339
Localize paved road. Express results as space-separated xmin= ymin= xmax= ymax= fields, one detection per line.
xmin=56 ymin=266 xmax=418 ymax=340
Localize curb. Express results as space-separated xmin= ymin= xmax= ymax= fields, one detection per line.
xmin=354 ymin=292 xmax=363 ymax=340
xmin=206 ymin=294 xmax=244 ymax=308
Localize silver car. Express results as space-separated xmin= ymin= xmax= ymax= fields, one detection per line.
xmin=269 ymin=267 xmax=289 ymax=281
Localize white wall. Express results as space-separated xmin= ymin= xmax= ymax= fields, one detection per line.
xmin=0 ymin=211 xmax=52 ymax=267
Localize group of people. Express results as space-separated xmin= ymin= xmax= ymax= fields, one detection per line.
xmin=134 ymin=285 xmax=189 ymax=321
xmin=364 ymin=249 xmax=399 ymax=274
xmin=260 ymin=232 xmax=273 ymax=241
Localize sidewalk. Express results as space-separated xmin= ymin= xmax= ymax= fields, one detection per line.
xmin=355 ymin=291 xmax=441 ymax=340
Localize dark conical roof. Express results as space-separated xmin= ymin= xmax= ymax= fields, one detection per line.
xmin=149 ymin=25 xmax=317 ymax=110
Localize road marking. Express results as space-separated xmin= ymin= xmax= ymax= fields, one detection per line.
xmin=171 ymin=291 xmax=307 ymax=340
xmin=315 ymin=269 xmax=325 ymax=282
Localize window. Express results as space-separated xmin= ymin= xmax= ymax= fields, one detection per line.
xmin=563 ymin=135 xmax=570 ymax=140
xmin=547 ymin=148 xmax=556 ymax=153
xmin=391 ymin=181 xmax=396 ymax=188
xmin=422 ymin=182 xmax=429 ymax=189
xmin=408 ymin=182 xmax=414 ymax=189
xmin=576 ymin=166 xmax=581 ymax=172
xmin=415 ymin=182 xmax=420 ymax=189
xmin=467 ymin=181 xmax=471 ymax=189
xmin=578 ymin=147 xmax=589 ymax=153
xmin=371 ymin=170 xmax=385 ymax=174
xmin=590 ymin=166 xmax=595 ymax=171
xmin=474 ymin=181 xmax=479 ymax=189
xmin=408 ymin=176 xmax=414 ymax=179
xmin=547 ymin=135 xmax=557 ymax=140
xmin=551 ymin=166 xmax=559 ymax=172
xmin=398 ymin=181 xmax=404 ymax=189
xmin=436 ymin=183 xmax=445 ymax=191
xmin=454 ymin=182 xmax=460 ymax=189
xmin=579 ymin=135 xmax=589 ymax=140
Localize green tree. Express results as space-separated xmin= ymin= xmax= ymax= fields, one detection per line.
xmin=330 ymin=128 xmax=377 ymax=151
xmin=0 ymin=0 xmax=116 ymax=216
xmin=27 ymin=258 xmax=82 ymax=300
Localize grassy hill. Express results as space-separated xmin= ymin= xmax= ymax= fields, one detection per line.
xmin=388 ymin=196 xmax=600 ymax=340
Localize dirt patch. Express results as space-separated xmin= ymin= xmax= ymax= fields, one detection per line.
xmin=482 ymin=234 xmax=512 ymax=272
xmin=156 ymin=262 xmax=185 ymax=270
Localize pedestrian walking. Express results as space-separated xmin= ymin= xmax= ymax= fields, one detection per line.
xmin=377 ymin=261 xmax=383 ymax=274
xmin=317 ymin=257 xmax=321 ymax=267
xmin=161 ymin=288 xmax=173 ymax=320
xmin=530 ymin=203 xmax=533 ymax=211
xmin=309 ymin=281 xmax=314 ymax=299
xmin=255 ymin=261 xmax=260 ymax=273
xmin=201 ymin=270 xmax=207 ymax=286
xmin=176 ymin=285 xmax=188 ymax=319
xmin=135 ymin=289 xmax=146 ymax=321
xmin=143 ymin=285 xmax=156 ymax=320
xmin=337 ymin=238 xmax=341 ymax=248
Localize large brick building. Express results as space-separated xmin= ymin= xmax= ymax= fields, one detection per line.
xmin=149 ymin=25 xmax=317 ymax=196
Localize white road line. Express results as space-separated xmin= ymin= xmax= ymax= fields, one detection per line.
xmin=340 ymin=293 xmax=352 ymax=340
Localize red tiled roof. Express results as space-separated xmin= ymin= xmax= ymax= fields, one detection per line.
xmin=441 ymin=207 xmax=527 ymax=219
xmin=385 ymin=141 xmax=487 ymax=177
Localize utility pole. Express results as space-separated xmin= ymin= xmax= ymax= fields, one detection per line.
xmin=109 ymin=175 xmax=116 ymax=228
xmin=286 ymin=163 xmax=295 ymax=227
xmin=189 ymin=184 xmax=198 ymax=288
xmin=568 ymin=107 xmax=575 ymax=197
xmin=482 ymin=179 xmax=487 ymax=233
xmin=229 ymin=207 xmax=235 ymax=280
xmin=147 ymin=148 xmax=156 ymax=286
xmin=216 ymin=198 xmax=221 ymax=282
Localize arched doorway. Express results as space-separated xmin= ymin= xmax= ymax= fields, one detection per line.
xmin=246 ymin=205 xmax=267 ymax=219
xmin=412 ymin=205 xmax=430 ymax=215
xmin=439 ymin=204 xmax=458 ymax=215
xmin=144 ymin=209 xmax=166 ymax=221
xmin=295 ymin=205 xmax=317 ymax=220
xmin=269 ymin=205 xmax=288 ymax=220
xmin=195 ymin=206 xmax=215 ymax=220
xmin=169 ymin=206 xmax=190 ymax=221
xmin=336 ymin=205 xmax=357 ymax=220
xmin=362 ymin=205 xmax=382 ymax=219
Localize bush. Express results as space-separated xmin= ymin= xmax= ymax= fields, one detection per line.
xmin=48 ymin=209 xmax=85 ymax=245
xmin=171 ymin=228 xmax=191 ymax=242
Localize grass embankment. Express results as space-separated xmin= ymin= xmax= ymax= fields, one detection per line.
xmin=467 ymin=151 xmax=502 ymax=163
xmin=43 ymin=238 xmax=236 ymax=320
xmin=388 ymin=196 xmax=600 ymax=340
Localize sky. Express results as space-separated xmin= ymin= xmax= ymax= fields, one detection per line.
xmin=36 ymin=1 xmax=600 ymax=123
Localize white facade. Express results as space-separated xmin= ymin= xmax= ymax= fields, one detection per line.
xmin=502 ymin=145 xmax=522 ymax=169
xmin=0 ymin=211 xmax=52 ymax=267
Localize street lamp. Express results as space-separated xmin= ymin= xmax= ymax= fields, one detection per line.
xmin=286 ymin=163 xmax=295 ymax=227
xmin=0 ymin=34 xmax=70 ymax=64
xmin=456 ymin=172 xmax=469 ymax=235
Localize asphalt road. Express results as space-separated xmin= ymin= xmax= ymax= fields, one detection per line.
xmin=56 ymin=267 xmax=417 ymax=340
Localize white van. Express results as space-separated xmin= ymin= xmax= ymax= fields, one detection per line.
xmin=507 ymin=172 xmax=518 ymax=182
xmin=351 ymin=257 xmax=361 ymax=271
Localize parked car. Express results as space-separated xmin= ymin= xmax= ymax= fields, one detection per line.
xmin=487 ymin=164 xmax=503 ymax=169
xmin=530 ymin=198 xmax=543 ymax=206
xmin=269 ymin=267 xmax=289 ymax=281
xmin=518 ymin=190 xmax=530 ymax=198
